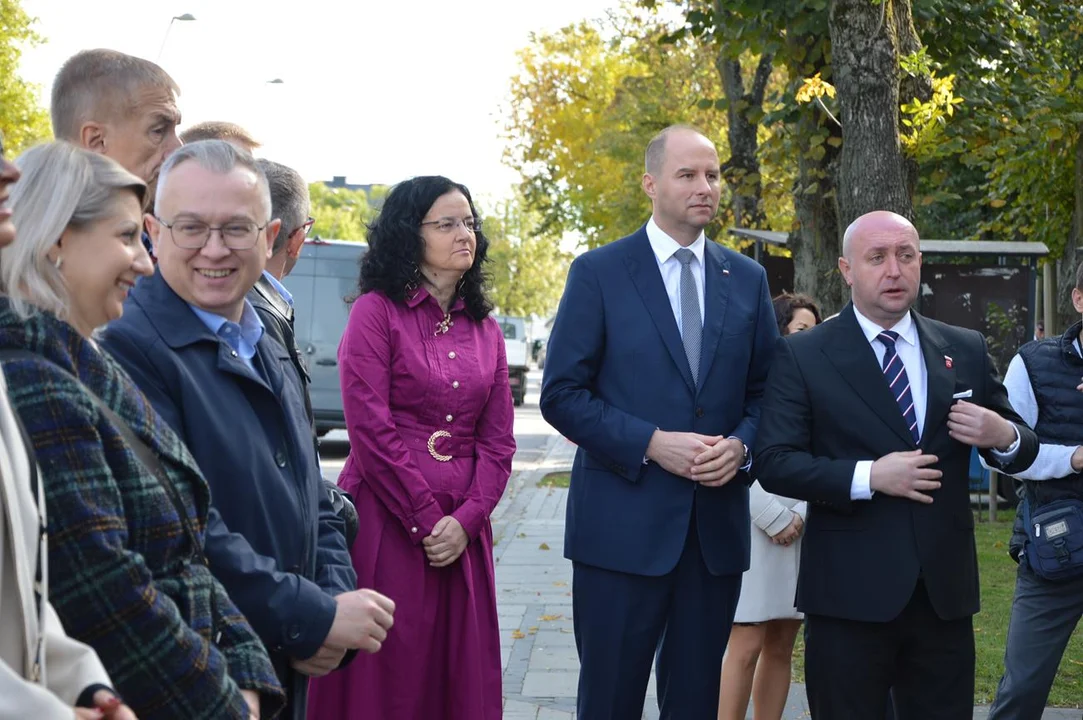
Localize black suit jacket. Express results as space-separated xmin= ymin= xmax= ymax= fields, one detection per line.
xmin=248 ymin=275 xmax=316 ymax=444
xmin=754 ymin=304 xmax=1037 ymax=623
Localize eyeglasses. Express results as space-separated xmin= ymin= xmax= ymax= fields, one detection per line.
xmin=420 ymin=216 xmax=481 ymax=234
xmin=157 ymin=217 xmax=269 ymax=250
xmin=290 ymin=216 xmax=315 ymax=238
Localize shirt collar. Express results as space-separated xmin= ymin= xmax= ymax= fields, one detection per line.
xmin=646 ymin=216 xmax=706 ymax=268
xmin=262 ymin=270 xmax=294 ymax=307
xmin=404 ymin=285 xmax=466 ymax=313
xmin=187 ymin=299 xmax=265 ymax=347
xmin=853 ymin=305 xmax=916 ymax=348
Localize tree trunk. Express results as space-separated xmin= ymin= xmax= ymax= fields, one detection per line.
xmin=716 ymin=50 xmax=774 ymax=229
xmin=1055 ymin=121 xmax=1083 ymax=332
xmin=892 ymin=0 xmax=932 ymax=201
xmin=829 ymin=0 xmax=914 ymax=227
xmin=786 ymin=35 xmax=846 ymax=314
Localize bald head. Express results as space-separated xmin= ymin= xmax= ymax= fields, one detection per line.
xmin=645 ymin=125 xmax=710 ymax=176
xmin=842 ymin=211 xmax=918 ymax=258
xmin=838 ymin=210 xmax=922 ymax=328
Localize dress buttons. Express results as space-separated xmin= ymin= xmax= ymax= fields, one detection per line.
xmin=448 ymin=351 xmax=457 ymax=359
xmin=452 ymin=381 xmax=460 ymax=389
xmin=230 ymin=350 xmax=238 ymax=358
xmin=445 ymin=414 xmax=453 ymax=423
xmin=411 ymin=526 xmax=418 ymax=534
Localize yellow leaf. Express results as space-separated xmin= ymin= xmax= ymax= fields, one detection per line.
xmin=1047 ymin=126 xmax=1065 ymax=141
xmin=539 ymin=542 xmax=551 ymax=550
xmin=990 ymin=198 xmax=1007 ymax=208
xmin=539 ymin=614 xmax=565 ymax=621
xmin=511 ymin=630 xmax=525 ymax=639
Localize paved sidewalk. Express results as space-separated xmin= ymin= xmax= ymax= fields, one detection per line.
xmin=494 ymin=435 xmax=1082 ymax=720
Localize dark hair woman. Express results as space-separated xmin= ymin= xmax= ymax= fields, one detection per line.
xmin=772 ymin=292 xmax=822 ymax=337
xmin=307 ymin=176 xmax=515 ymax=720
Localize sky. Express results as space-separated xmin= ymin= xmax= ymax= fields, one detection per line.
xmin=18 ymin=0 xmax=619 ymax=208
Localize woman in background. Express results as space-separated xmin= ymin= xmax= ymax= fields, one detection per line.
xmin=718 ymin=292 xmax=821 ymax=720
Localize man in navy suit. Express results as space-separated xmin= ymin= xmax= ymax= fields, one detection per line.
xmin=540 ymin=125 xmax=778 ymax=719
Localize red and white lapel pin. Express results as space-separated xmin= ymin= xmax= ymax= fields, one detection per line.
xmin=944 ymin=355 xmax=954 ymax=369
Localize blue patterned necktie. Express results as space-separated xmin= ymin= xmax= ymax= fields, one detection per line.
xmin=674 ymin=248 xmax=702 ymax=384
xmin=878 ymin=330 xmax=919 ymax=443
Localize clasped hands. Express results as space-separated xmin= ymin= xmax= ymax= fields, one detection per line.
xmin=73 ymin=691 xmax=137 ymax=720
xmin=646 ymin=430 xmax=746 ymax=487
xmin=771 ymin=513 xmax=803 ymax=546
xmin=423 ymin=516 xmax=469 ymax=568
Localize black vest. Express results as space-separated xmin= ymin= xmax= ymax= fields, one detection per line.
xmin=1018 ymin=321 xmax=1083 ymax=506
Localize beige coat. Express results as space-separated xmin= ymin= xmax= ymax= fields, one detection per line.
xmin=0 ymin=368 xmax=111 ymax=717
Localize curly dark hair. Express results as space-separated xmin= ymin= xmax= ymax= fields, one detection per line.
xmin=773 ymin=292 xmax=822 ymax=337
xmin=357 ymin=175 xmax=493 ymax=321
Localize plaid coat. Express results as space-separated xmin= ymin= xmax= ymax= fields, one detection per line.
xmin=0 ymin=300 xmax=285 ymax=719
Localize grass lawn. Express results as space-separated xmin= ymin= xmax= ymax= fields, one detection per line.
xmin=538 ymin=471 xmax=571 ymax=488
xmin=791 ymin=511 xmax=1082 ymax=707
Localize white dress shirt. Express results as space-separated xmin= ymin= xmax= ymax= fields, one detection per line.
xmin=646 ymin=216 xmax=706 ymax=334
xmin=850 ymin=307 xmax=1019 ymax=499
xmin=642 ymin=218 xmax=750 ymax=470
xmin=995 ymin=339 xmax=1083 ymax=481
xmin=850 ymin=308 xmax=928 ymax=500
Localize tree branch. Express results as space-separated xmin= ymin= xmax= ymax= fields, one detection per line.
xmin=750 ymin=53 xmax=775 ymax=106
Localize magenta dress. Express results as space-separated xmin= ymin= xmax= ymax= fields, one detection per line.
xmin=307 ymin=288 xmax=515 ymax=720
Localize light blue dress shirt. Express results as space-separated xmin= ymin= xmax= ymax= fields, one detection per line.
xmin=187 ymin=300 xmax=265 ymax=372
xmin=262 ymin=270 xmax=294 ymax=308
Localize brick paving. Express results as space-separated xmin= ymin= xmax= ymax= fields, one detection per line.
xmin=494 ymin=433 xmax=1081 ymax=720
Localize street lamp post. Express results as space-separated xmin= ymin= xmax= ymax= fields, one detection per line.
xmin=156 ymin=13 xmax=196 ymax=62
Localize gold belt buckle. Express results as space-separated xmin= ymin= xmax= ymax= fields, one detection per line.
xmin=427 ymin=430 xmax=452 ymax=462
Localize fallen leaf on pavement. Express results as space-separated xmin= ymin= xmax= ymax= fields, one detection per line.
xmin=539 ymin=614 xmax=564 ymax=622
xmin=538 ymin=542 xmax=550 ymax=550
xmin=510 ymin=630 xmax=525 ymax=639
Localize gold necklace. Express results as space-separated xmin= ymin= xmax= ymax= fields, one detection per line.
xmin=434 ymin=312 xmax=454 ymax=336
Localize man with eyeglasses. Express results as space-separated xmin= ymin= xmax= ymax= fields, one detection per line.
xmin=101 ymin=140 xmax=395 ymax=720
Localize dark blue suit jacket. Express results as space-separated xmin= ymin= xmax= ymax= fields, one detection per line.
xmin=100 ymin=271 xmax=356 ymax=712
xmin=540 ymin=227 xmax=778 ymax=577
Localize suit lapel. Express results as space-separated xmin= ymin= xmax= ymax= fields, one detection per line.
xmin=822 ymin=305 xmax=917 ymax=447
xmin=623 ymin=229 xmax=696 ymax=393
xmin=697 ymin=241 xmax=730 ymax=388
xmin=914 ymin=313 xmax=955 ymax=447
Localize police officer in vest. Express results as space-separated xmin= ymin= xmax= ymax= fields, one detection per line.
xmin=987 ymin=260 xmax=1083 ymax=719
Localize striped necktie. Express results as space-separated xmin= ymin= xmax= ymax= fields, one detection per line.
xmin=878 ymin=330 xmax=919 ymax=443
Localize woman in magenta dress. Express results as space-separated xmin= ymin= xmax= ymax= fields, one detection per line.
xmin=307 ymin=175 xmax=515 ymax=719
